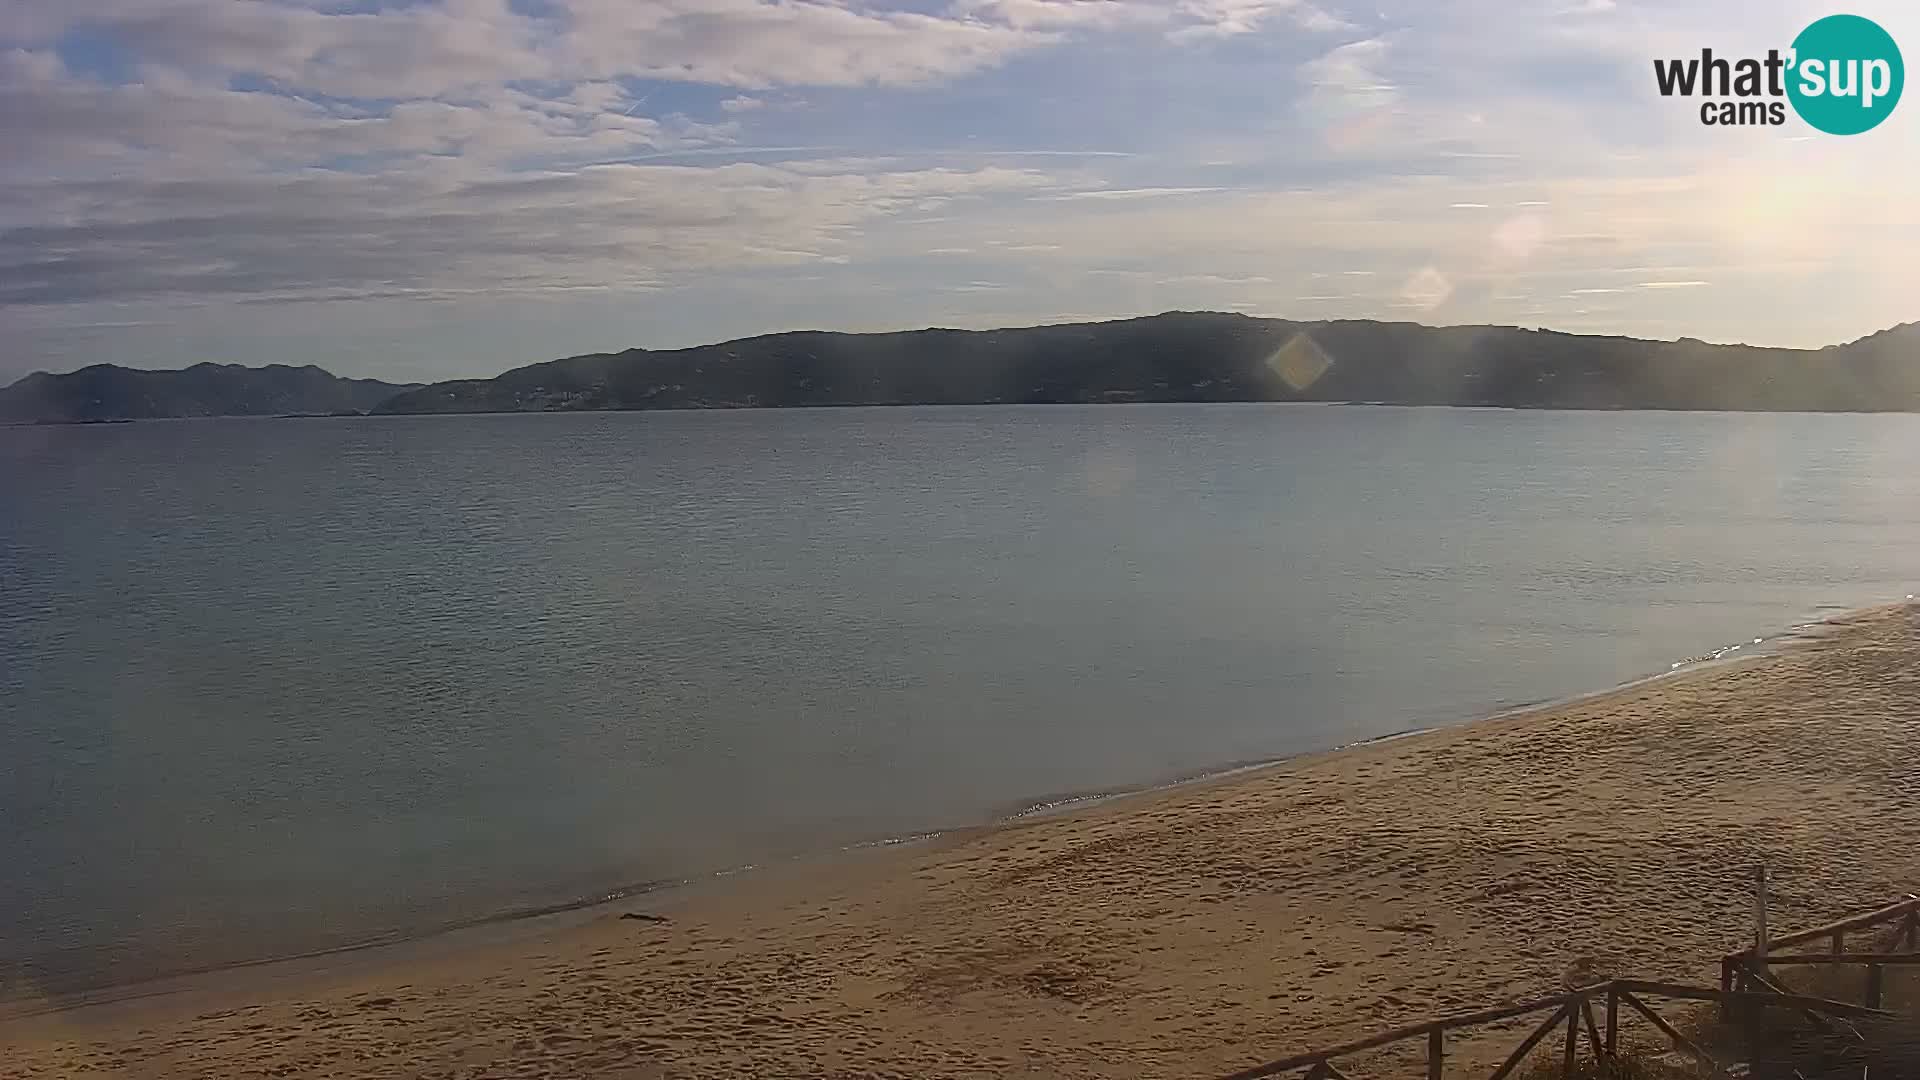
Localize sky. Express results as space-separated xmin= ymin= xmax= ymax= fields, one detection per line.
xmin=1 ymin=0 xmax=1916 ymax=384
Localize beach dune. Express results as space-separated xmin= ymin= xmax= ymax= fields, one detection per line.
xmin=6 ymin=604 xmax=1920 ymax=1080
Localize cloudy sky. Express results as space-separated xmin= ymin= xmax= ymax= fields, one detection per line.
xmin=2 ymin=0 xmax=1915 ymax=383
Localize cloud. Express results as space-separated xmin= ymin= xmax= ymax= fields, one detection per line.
xmin=559 ymin=0 xmax=1050 ymax=89
xmin=16 ymin=0 xmax=1072 ymax=99
xmin=1050 ymin=186 xmax=1229 ymax=199
xmin=22 ymin=0 xmax=554 ymax=99
xmin=1161 ymin=273 xmax=1273 ymax=285
xmin=1296 ymin=34 xmax=1397 ymax=129
xmin=0 ymin=50 xmax=680 ymax=182
xmin=960 ymin=0 xmax=1347 ymax=38
xmin=1170 ymin=0 xmax=1345 ymax=40
xmin=1300 ymin=35 xmax=1394 ymax=94
xmin=0 ymin=162 xmax=1056 ymax=306
xmin=955 ymin=0 xmax=1163 ymax=31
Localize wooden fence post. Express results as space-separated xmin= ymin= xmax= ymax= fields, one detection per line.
xmin=1867 ymin=964 xmax=1884 ymax=1009
xmin=1427 ymin=1027 xmax=1442 ymax=1080
xmin=1561 ymin=1001 xmax=1578 ymax=1076
xmin=1605 ymin=985 xmax=1619 ymax=1055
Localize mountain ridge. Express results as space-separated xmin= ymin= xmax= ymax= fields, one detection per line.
xmin=371 ymin=312 xmax=1920 ymax=415
xmin=0 ymin=362 xmax=421 ymax=423
xmin=11 ymin=313 xmax=1920 ymax=421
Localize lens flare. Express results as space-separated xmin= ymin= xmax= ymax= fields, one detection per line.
xmin=1267 ymin=332 xmax=1334 ymax=391
xmin=1400 ymin=266 xmax=1453 ymax=312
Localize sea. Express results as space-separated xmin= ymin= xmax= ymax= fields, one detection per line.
xmin=3 ymin=404 xmax=1918 ymax=998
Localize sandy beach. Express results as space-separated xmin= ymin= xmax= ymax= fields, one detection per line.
xmin=6 ymin=603 xmax=1919 ymax=1080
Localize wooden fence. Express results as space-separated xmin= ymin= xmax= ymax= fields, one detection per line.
xmin=1214 ymin=897 xmax=1919 ymax=1080
xmin=1721 ymin=894 xmax=1920 ymax=1010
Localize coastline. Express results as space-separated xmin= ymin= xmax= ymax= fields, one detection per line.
xmin=20 ymin=398 xmax=1920 ymax=430
xmin=0 ymin=602 xmax=1832 ymax=1020
xmin=8 ymin=600 xmax=1920 ymax=1077
xmin=0 ymin=601 xmax=1900 ymax=1029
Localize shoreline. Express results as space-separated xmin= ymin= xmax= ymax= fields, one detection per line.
xmin=1 ymin=598 xmax=1890 ymax=1024
xmin=8 ymin=599 xmax=1920 ymax=1077
xmin=20 ymin=399 xmax=1920 ymax=430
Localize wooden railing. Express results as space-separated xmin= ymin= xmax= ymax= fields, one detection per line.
xmin=1213 ymin=897 xmax=1918 ymax=1080
xmin=1213 ymin=979 xmax=1885 ymax=1080
xmin=1721 ymin=894 xmax=1920 ymax=1009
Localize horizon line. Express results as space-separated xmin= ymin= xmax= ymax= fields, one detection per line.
xmin=9 ymin=309 xmax=1915 ymax=387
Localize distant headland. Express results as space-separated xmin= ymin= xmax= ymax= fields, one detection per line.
xmin=7 ymin=312 xmax=1920 ymax=424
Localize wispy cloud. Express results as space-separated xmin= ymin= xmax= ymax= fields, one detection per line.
xmin=1050 ymin=186 xmax=1230 ymax=200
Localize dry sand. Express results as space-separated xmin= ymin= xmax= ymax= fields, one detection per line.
xmin=6 ymin=603 xmax=1920 ymax=1080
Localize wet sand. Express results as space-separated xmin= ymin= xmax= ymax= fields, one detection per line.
xmin=6 ymin=604 xmax=1920 ymax=1080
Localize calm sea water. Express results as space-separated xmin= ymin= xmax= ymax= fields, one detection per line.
xmin=4 ymin=405 xmax=1919 ymax=997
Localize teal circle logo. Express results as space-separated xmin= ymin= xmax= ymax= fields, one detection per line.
xmin=1787 ymin=14 xmax=1903 ymax=134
